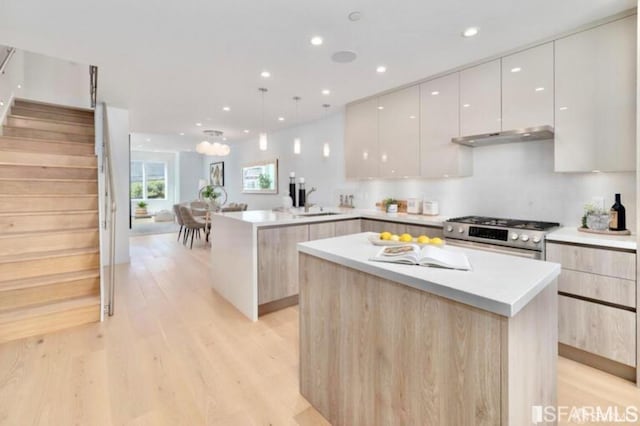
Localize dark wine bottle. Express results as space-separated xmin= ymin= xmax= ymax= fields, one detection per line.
xmin=288 ymin=174 xmax=296 ymax=207
xmin=298 ymin=178 xmax=306 ymax=208
xmin=609 ymin=193 xmax=626 ymax=231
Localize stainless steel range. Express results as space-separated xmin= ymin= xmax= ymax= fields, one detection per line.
xmin=443 ymin=216 xmax=560 ymax=259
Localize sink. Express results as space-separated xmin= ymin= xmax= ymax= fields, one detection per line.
xmin=294 ymin=212 xmax=342 ymax=217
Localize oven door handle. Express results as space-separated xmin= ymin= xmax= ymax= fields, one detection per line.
xmin=445 ymin=238 xmax=541 ymax=259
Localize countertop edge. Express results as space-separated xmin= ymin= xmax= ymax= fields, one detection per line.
xmin=546 ymin=227 xmax=637 ymax=251
xmin=297 ymin=242 xmax=560 ymax=317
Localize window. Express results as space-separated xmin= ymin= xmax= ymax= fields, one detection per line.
xmin=130 ymin=161 xmax=167 ymax=200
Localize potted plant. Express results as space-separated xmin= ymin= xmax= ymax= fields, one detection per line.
xmin=135 ymin=201 xmax=148 ymax=217
xmin=258 ymin=173 xmax=272 ymax=190
xmin=202 ymin=185 xmax=221 ymax=209
xmin=383 ymin=198 xmax=399 ymax=213
xmin=581 ymin=203 xmax=610 ymax=231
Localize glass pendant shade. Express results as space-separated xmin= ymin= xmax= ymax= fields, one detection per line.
xmin=259 ymin=132 xmax=268 ymax=151
xmin=293 ymin=137 xmax=301 ymax=154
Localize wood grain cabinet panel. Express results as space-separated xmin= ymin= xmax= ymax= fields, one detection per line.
xmin=333 ymin=219 xmax=361 ymax=237
xmin=257 ymin=225 xmax=309 ymax=304
xmin=405 ymin=224 xmax=444 ymax=239
xmin=557 ymin=269 xmax=635 ymax=308
xmin=308 ymin=222 xmax=335 ymax=241
xmin=558 ymin=295 xmax=636 ymax=367
xmin=361 ymin=219 xmax=406 ymax=235
xmin=546 ymin=242 xmax=636 ymax=280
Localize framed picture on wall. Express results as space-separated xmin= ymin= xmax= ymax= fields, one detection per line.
xmin=242 ymin=159 xmax=278 ymax=194
xmin=209 ymin=161 xmax=225 ymax=186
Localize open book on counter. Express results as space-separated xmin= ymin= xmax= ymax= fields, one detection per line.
xmin=370 ymin=244 xmax=472 ymax=271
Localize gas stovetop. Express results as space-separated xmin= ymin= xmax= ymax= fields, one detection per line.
xmin=448 ymin=216 xmax=560 ymax=231
xmin=443 ymin=216 xmax=560 ymax=251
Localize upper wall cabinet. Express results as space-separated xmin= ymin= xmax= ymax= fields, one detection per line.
xmin=345 ymin=98 xmax=380 ymax=179
xmin=420 ymin=73 xmax=472 ymax=178
xmin=460 ymin=60 xmax=501 ymax=136
xmin=378 ymin=85 xmax=421 ymax=178
xmin=555 ymin=16 xmax=637 ymax=172
xmin=501 ymin=43 xmax=554 ymax=130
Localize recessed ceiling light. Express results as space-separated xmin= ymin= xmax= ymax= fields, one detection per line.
xmin=278 ymin=117 xmax=285 ymax=121
xmin=146 ymin=138 xmax=151 ymax=142
xmin=222 ymin=106 xmax=230 ymax=111
xmin=322 ymin=89 xmax=331 ymax=95
xmin=243 ymin=129 xmax=250 ymax=133
xmin=592 ymin=170 xmax=601 ymax=173
xmin=310 ymin=36 xmax=323 ymax=46
xmin=348 ymin=11 xmax=362 ymax=22
xmin=559 ymin=106 xmax=568 ymax=111
xmin=511 ymin=67 xmax=522 ymax=73
xmin=523 ymin=133 xmax=531 ymax=137
xmin=179 ymin=132 xmax=185 ymax=136
xmin=195 ymin=122 xmax=202 ymax=127
xmin=377 ymin=106 xmax=384 ymax=110
xmin=0 ymin=101 xmax=4 ymax=106
xmin=260 ymin=70 xmax=271 ymax=78
xmin=408 ymin=115 xmax=416 ymax=119
xmin=222 ymin=137 xmax=227 ymax=141
xmin=535 ymin=87 xmax=545 ymax=92
xmin=431 ymin=91 xmax=440 ymax=96
xmin=463 ymin=103 xmax=470 ymax=108
xmin=462 ymin=27 xmax=479 ymax=37
xmin=16 ymin=84 xmax=22 ymax=89
xmin=376 ymin=65 xmax=387 ymax=73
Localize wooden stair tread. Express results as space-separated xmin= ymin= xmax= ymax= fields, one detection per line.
xmin=0 ymin=177 xmax=97 ymax=183
xmin=0 ymin=227 xmax=98 ymax=238
xmin=0 ymin=209 xmax=98 ymax=217
xmin=0 ymin=247 xmax=100 ymax=264
xmin=0 ymin=295 xmax=100 ymax=321
xmin=7 ymin=114 xmax=94 ymax=128
xmin=0 ymin=194 xmax=97 ymax=198
xmin=13 ymin=99 xmax=94 ymax=115
xmin=0 ymin=135 xmax=97 ymax=151
xmin=0 ymin=151 xmax=97 ymax=168
xmin=0 ymin=269 xmax=100 ymax=292
xmin=2 ymin=125 xmax=94 ymax=139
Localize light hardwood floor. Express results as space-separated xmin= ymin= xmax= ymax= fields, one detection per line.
xmin=0 ymin=233 xmax=638 ymax=425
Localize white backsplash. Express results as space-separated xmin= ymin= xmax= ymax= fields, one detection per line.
xmin=354 ymin=140 xmax=636 ymax=231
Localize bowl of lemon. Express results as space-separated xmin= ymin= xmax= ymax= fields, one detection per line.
xmin=368 ymin=231 xmax=444 ymax=247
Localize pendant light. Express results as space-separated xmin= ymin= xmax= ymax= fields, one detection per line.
xmin=322 ymin=104 xmax=331 ymax=158
xmin=258 ymin=87 xmax=268 ymax=151
xmin=293 ymin=96 xmax=301 ymax=155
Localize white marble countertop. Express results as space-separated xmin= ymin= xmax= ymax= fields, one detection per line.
xmin=546 ymin=226 xmax=637 ymax=251
xmin=213 ymin=208 xmax=448 ymax=228
xmin=298 ymin=232 xmax=561 ymax=317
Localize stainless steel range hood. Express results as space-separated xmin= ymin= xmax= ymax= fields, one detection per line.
xmin=451 ymin=125 xmax=554 ymax=147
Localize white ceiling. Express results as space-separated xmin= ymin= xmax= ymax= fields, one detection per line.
xmin=0 ymin=0 xmax=635 ymax=145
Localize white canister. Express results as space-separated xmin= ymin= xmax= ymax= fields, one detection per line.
xmin=406 ymin=198 xmax=422 ymax=214
xmin=422 ymin=200 xmax=439 ymax=216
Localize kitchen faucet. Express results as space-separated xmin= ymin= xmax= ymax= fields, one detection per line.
xmin=304 ymin=187 xmax=317 ymax=212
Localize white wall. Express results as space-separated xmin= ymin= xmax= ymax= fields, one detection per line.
xmin=178 ymin=151 xmax=204 ymax=202
xmin=215 ymin=110 xmax=636 ymax=231
xmin=21 ymin=51 xmax=91 ymax=108
xmin=106 ymin=106 xmax=131 ymax=264
xmin=203 ymin=110 xmax=357 ymax=210
xmin=130 ymin=150 xmax=177 ymax=213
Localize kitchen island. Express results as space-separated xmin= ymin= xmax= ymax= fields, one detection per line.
xmin=209 ymin=209 xmax=446 ymax=321
xmin=298 ymin=232 xmax=561 ymax=425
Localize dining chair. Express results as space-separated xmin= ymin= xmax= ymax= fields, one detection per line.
xmin=173 ymin=204 xmax=184 ymax=241
xmin=179 ymin=206 xmax=207 ymax=249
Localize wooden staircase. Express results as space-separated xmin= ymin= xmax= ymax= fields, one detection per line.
xmin=0 ymin=99 xmax=101 ymax=343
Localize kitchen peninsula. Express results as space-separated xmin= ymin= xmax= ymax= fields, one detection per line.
xmin=209 ymin=209 xmax=446 ymax=320
xmin=298 ymin=233 xmax=561 ymax=425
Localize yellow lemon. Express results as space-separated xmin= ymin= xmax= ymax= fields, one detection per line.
xmin=430 ymin=237 xmax=443 ymax=245
xmin=399 ymin=233 xmax=413 ymax=243
xmin=380 ymin=231 xmax=392 ymax=241
xmin=417 ymin=235 xmax=430 ymax=244
xmin=390 ymin=234 xmax=400 ymax=242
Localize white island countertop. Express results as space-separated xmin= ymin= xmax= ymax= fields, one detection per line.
xmin=298 ymin=232 xmax=561 ymax=317
xmin=546 ymin=226 xmax=637 ymax=251
xmin=214 ymin=208 xmax=449 ymax=228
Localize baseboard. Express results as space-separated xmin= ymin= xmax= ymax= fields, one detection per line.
xmin=559 ymin=343 xmax=636 ymax=382
xmin=258 ymin=295 xmax=299 ymax=316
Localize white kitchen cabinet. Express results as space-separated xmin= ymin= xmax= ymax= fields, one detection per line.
xmin=459 ymin=60 xmax=501 ymax=136
xmin=420 ymin=73 xmax=472 ymax=178
xmin=554 ymin=15 xmax=637 ymax=172
xmin=345 ymin=98 xmax=379 ymax=179
xmin=501 ymin=43 xmax=554 ymax=130
xmin=378 ymin=85 xmax=420 ymax=178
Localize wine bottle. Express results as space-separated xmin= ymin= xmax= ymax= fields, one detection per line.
xmin=609 ymin=193 xmax=626 ymax=231
xmin=298 ymin=178 xmax=306 ymax=208
xmin=288 ymin=173 xmax=296 ymax=207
